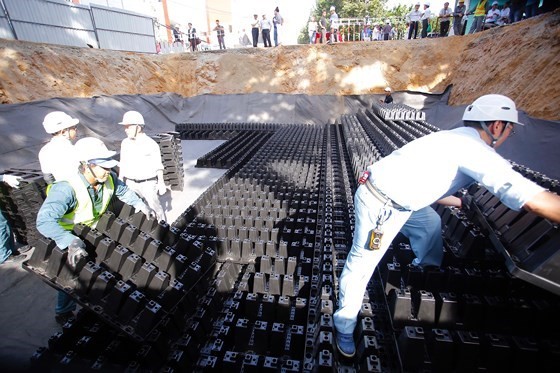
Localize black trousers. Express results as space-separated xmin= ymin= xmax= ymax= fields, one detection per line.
xmin=440 ymin=21 xmax=450 ymax=37
xmin=252 ymin=27 xmax=259 ymax=47
xmin=408 ymin=21 xmax=419 ymax=39
xmin=421 ymin=19 xmax=429 ymax=38
xmin=262 ymin=29 xmax=271 ymax=47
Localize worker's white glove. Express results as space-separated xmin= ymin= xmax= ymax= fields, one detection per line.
xmin=2 ymin=174 xmax=21 ymax=188
xmin=67 ymin=238 xmax=87 ymax=269
xmin=157 ymin=181 xmax=168 ymax=196
xmin=138 ymin=204 xmax=157 ymax=221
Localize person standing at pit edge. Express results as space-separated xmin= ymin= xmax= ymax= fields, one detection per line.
xmin=118 ymin=111 xmax=168 ymax=223
xmin=214 ymin=19 xmax=226 ymax=49
xmin=261 ymin=14 xmax=273 ymax=47
xmin=406 ymin=2 xmax=422 ymax=39
xmin=438 ymin=2 xmax=452 ymax=37
xmin=421 ymin=2 xmax=433 ymax=38
xmin=333 ymin=94 xmax=560 ymax=358
xmin=273 ymin=7 xmax=284 ymax=46
xmin=251 ymin=14 xmax=260 ymax=47
xmin=187 ymin=23 xmax=197 ymax=52
xmin=453 ymin=0 xmax=467 ymax=36
xmin=37 ymin=137 xmax=154 ymax=325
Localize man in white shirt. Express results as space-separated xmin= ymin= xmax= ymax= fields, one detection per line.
xmin=421 ymin=2 xmax=433 ymax=38
xmin=333 ymin=94 xmax=560 ymax=358
xmin=119 ymin=111 xmax=167 ymax=222
xmin=328 ymin=6 xmax=339 ymax=43
xmin=498 ymin=1 xmax=511 ymax=25
xmin=406 ymin=2 xmax=422 ymax=39
xmin=38 ymin=111 xmax=79 ymax=183
xmin=260 ymin=14 xmax=273 ymax=47
xmin=485 ymin=1 xmax=502 ymax=27
xmin=438 ymin=2 xmax=452 ymax=37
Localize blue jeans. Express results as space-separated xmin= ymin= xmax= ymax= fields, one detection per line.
xmin=274 ymin=26 xmax=278 ymax=46
xmin=56 ymin=291 xmax=76 ymax=315
xmin=334 ymin=186 xmax=412 ymax=334
xmin=469 ymin=16 xmax=485 ymax=34
xmin=0 ymin=210 xmax=15 ymax=263
xmin=401 ymin=206 xmax=443 ymax=267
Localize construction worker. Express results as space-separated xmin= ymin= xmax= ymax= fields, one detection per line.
xmin=39 ymin=111 xmax=80 ymax=183
xmin=0 ymin=174 xmax=25 ymax=264
xmin=118 ymin=111 xmax=167 ymax=222
xmin=380 ymin=87 xmax=394 ymax=104
xmin=36 ymin=137 xmax=154 ymax=324
xmin=334 ymin=94 xmax=560 ymax=358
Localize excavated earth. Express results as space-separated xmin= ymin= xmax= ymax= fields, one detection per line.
xmin=0 ymin=9 xmax=558 ymax=120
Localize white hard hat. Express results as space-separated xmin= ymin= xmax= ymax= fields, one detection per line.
xmin=462 ymin=94 xmax=524 ymax=126
xmin=424 ymin=1 xmax=430 ymax=6
xmin=385 ymin=87 xmax=392 ymax=92
xmin=42 ymin=111 xmax=79 ymax=134
xmin=330 ymin=6 xmax=335 ymax=11
xmin=492 ymin=1 xmax=498 ymax=5
xmin=74 ymin=137 xmax=118 ymax=168
xmin=415 ymin=2 xmax=421 ymax=5
xmin=119 ymin=111 xmax=145 ymax=126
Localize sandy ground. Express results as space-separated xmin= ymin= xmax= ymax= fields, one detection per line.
xmin=0 ymin=140 xmax=226 ymax=370
xmin=0 ymin=10 xmax=559 ymax=120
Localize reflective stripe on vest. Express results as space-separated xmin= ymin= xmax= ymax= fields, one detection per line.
xmin=47 ymin=174 xmax=115 ymax=230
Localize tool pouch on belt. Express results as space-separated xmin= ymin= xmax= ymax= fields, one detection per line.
xmin=368 ymin=228 xmax=383 ymax=250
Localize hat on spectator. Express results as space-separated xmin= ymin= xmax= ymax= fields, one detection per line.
xmin=330 ymin=6 xmax=335 ymax=11
xmin=385 ymin=87 xmax=392 ymax=92
xmin=492 ymin=1 xmax=498 ymax=4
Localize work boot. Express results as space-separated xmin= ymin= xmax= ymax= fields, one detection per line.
xmin=17 ymin=245 xmax=32 ymax=254
xmin=55 ymin=311 xmax=75 ymax=325
xmin=335 ymin=331 xmax=356 ymax=358
xmin=3 ymin=254 xmax=27 ymax=264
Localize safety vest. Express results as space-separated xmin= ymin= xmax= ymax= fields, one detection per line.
xmin=47 ymin=173 xmax=115 ymax=230
xmin=474 ymin=0 xmax=488 ymax=16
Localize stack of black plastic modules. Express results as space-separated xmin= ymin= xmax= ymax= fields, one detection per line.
xmin=0 ymin=168 xmax=47 ymax=246
xmin=26 ymin=107 xmax=560 ymax=372
xmin=151 ymin=132 xmax=185 ymax=191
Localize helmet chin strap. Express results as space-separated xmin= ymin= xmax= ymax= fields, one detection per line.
xmin=131 ymin=125 xmax=140 ymax=140
xmin=480 ymin=121 xmax=506 ymax=148
xmin=87 ymin=163 xmax=105 ymax=185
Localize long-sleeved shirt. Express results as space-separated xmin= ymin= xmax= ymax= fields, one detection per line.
xmin=38 ymin=136 xmax=78 ymax=181
xmin=36 ymin=172 xmax=144 ymax=249
xmin=119 ymin=133 xmax=164 ymax=181
xmin=367 ymin=127 xmax=544 ymax=212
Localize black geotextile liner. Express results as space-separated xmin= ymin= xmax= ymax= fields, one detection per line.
xmin=0 ymin=89 xmax=559 ymax=179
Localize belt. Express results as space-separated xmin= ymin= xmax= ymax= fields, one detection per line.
xmin=364 ymin=179 xmax=409 ymax=212
xmin=125 ymin=176 xmax=157 ymax=183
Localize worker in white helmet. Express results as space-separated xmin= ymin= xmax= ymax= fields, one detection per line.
xmin=36 ymin=137 xmax=154 ymax=324
xmin=38 ymin=111 xmax=80 ymax=183
xmin=379 ymin=87 xmax=394 ymax=104
xmin=421 ymin=1 xmax=433 ymax=38
xmin=334 ymin=94 xmax=560 ymax=358
xmin=118 ymin=111 xmax=167 ymax=222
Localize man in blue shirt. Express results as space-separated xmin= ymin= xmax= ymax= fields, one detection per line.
xmin=334 ymin=94 xmax=560 ymax=358
xmin=36 ymin=137 xmax=153 ymax=324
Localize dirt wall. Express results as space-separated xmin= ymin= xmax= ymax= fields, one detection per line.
xmin=0 ymin=10 xmax=558 ymax=120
